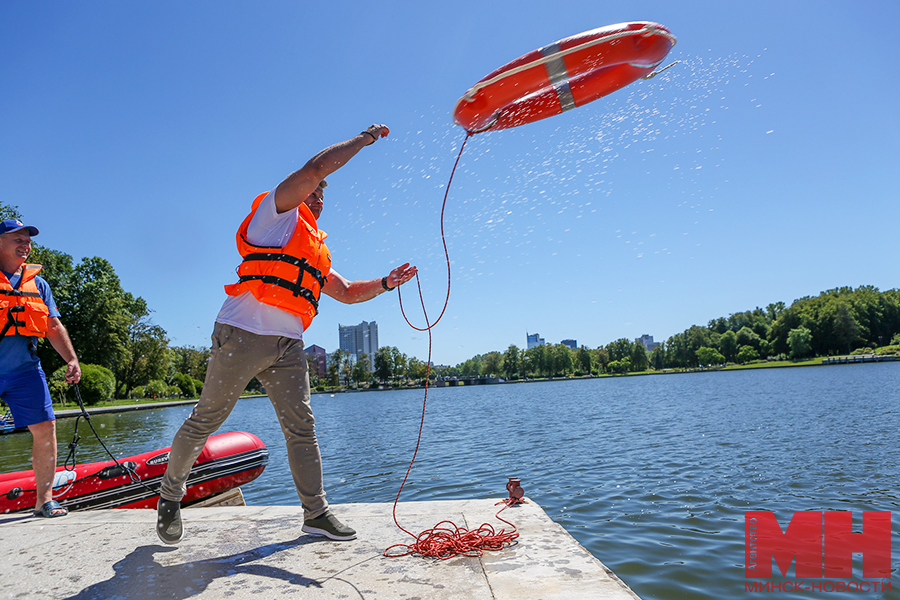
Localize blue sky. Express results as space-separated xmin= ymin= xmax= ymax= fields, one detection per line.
xmin=3 ymin=2 xmax=898 ymax=366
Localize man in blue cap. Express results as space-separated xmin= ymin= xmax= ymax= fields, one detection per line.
xmin=0 ymin=219 xmax=81 ymax=517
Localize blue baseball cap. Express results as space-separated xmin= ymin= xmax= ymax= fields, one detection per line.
xmin=0 ymin=219 xmax=39 ymax=236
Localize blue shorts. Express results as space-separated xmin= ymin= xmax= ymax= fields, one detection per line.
xmin=0 ymin=368 xmax=54 ymax=428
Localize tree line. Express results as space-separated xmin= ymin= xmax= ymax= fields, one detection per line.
xmin=313 ymin=346 xmax=431 ymax=389
xmin=6 ymin=204 xmax=898 ymax=394
xmin=437 ymin=286 xmax=900 ymax=380
xmin=2 ymin=203 xmax=209 ymax=404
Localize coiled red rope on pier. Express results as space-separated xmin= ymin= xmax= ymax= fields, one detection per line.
xmin=385 ymin=500 xmax=521 ymax=560
xmin=385 ymin=133 xmax=520 ymax=560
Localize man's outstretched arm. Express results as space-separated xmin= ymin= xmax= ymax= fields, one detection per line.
xmin=274 ymin=124 xmax=389 ymax=214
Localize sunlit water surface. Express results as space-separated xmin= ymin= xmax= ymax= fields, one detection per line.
xmin=2 ymin=363 xmax=898 ymax=600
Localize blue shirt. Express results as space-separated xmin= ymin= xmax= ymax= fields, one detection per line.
xmin=0 ymin=270 xmax=60 ymax=376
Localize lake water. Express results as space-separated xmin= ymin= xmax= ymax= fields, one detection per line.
xmin=2 ymin=362 xmax=898 ymax=599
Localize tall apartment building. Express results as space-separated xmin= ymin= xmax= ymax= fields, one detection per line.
xmin=561 ymin=339 xmax=577 ymax=349
xmin=636 ymin=334 xmax=659 ymax=353
xmin=339 ymin=320 xmax=379 ymax=369
xmin=526 ymin=332 xmax=545 ymax=349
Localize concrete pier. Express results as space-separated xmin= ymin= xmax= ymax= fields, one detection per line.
xmin=0 ymin=498 xmax=640 ymax=599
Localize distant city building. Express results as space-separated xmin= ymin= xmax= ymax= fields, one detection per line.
xmin=339 ymin=320 xmax=379 ymax=370
xmin=636 ymin=334 xmax=659 ymax=353
xmin=526 ymin=332 xmax=545 ymax=349
xmin=561 ymin=339 xmax=577 ymax=349
xmin=304 ymin=344 xmax=327 ymax=379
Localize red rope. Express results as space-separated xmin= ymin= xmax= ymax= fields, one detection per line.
xmin=385 ymin=500 xmax=521 ymax=560
xmin=384 ymin=132 xmax=520 ymax=560
xmin=396 ymin=132 xmax=470 ymax=332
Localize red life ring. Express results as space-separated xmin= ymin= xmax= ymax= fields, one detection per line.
xmin=453 ymin=22 xmax=677 ymax=134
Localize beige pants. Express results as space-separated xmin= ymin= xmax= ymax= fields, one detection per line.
xmin=159 ymin=323 xmax=327 ymax=519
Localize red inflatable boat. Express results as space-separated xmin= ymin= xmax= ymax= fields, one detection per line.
xmin=0 ymin=431 xmax=268 ymax=513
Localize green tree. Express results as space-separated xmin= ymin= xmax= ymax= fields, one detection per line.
xmin=594 ymin=346 xmax=609 ymax=373
xmin=170 ymin=345 xmax=209 ymax=383
xmin=114 ymin=296 xmax=170 ymax=398
xmin=524 ymin=345 xmax=547 ymax=377
xmin=718 ymin=330 xmax=737 ymax=362
xmin=787 ymin=327 xmax=813 ymax=359
xmin=373 ymin=347 xmax=393 ymax=383
xmin=650 ymin=343 xmax=666 ymax=370
xmin=502 ymin=345 xmax=522 ymax=379
xmin=340 ymin=355 xmax=353 ymax=386
xmin=695 ymin=346 xmax=725 ymax=366
xmin=244 ymin=377 xmax=264 ymax=395
xmin=766 ymin=301 xmax=786 ymax=323
xmin=389 ymin=347 xmax=407 ymax=382
xmin=328 ymin=349 xmax=347 ymax=387
xmin=64 ymin=257 xmax=133 ymax=372
xmin=630 ymin=341 xmax=649 ymax=372
xmin=144 ymin=379 xmax=168 ymax=398
xmin=828 ymin=301 xmax=861 ymax=354
xmin=459 ymin=358 xmax=481 ymax=377
xmin=51 ymin=364 xmax=116 ymax=406
xmin=770 ymin=306 xmax=805 ymax=356
xmin=0 ymin=203 xmax=23 ymax=221
xmin=547 ymin=344 xmax=573 ymax=376
xmin=575 ymin=346 xmax=592 ymax=375
xmin=406 ymin=357 xmax=427 ymax=383
xmin=736 ymin=326 xmax=761 ymax=351
xmin=605 ymin=338 xmax=633 ymax=362
xmin=607 ymin=358 xmax=632 ymax=374
xmin=736 ymin=345 xmax=759 ymax=364
xmin=481 ymin=351 xmax=502 ymax=377
xmin=171 ymin=373 xmax=197 ymax=398
xmin=351 ymin=352 xmax=371 ymax=386
xmin=29 ymin=245 xmax=76 ymax=375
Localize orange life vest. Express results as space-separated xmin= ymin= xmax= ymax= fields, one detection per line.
xmin=224 ymin=192 xmax=332 ymax=329
xmin=0 ymin=263 xmax=50 ymax=338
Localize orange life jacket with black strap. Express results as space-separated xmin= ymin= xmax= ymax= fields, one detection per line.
xmin=0 ymin=263 xmax=50 ymax=340
xmin=224 ymin=192 xmax=332 ymax=330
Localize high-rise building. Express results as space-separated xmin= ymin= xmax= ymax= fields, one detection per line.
xmin=339 ymin=321 xmax=379 ymax=369
xmin=636 ymin=334 xmax=659 ymax=352
xmin=561 ymin=339 xmax=577 ymax=349
xmin=526 ymin=332 xmax=545 ymax=349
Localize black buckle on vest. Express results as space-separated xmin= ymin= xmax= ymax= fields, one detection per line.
xmin=0 ymin=306 xmax=26 ymax=338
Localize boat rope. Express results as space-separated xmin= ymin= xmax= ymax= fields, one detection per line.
xmin=385 ymin=132 xmax=520 ymax=560
xmin=63 ymin=383 xmax=157 ymax=495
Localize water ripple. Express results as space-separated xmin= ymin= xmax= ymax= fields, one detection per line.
xmin=1 ymin=363 xmax=898 ymax=599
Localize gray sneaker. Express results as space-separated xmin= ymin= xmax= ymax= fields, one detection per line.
xmin=302 ymin=510 xmax=357 ymax=541
xmin=157 ymin=498 xmax=184 ymax=544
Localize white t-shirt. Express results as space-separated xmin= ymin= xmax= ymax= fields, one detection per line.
xmin=216 ymin=190 xmax=328 ymax=339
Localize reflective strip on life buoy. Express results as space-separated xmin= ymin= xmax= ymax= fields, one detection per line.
xmin=453 ymin=22 xmax=677 ymax=133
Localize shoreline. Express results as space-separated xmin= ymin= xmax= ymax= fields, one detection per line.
xmin=42 ymin=355 xmax=897 ymax=420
